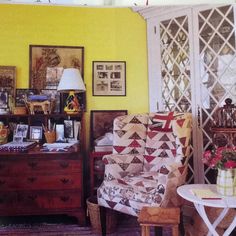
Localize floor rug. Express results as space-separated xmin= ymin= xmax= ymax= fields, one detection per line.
xmin=0 ymin=215 xmax=172 ymax=236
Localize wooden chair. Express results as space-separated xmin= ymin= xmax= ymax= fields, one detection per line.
xmin=138 ymin=207 xmax=180 ymax=236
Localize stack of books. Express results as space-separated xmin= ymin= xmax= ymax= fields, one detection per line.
xmin=94 ymin=145 xmax=113 ymax=152
xmin=94 ymin=132 xmax=113 ymax=152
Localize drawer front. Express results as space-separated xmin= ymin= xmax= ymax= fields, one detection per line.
xmin=0 ymin=159 xmax=81 ymax=176
xmin=0 ymin=192 xmax=17 ymax=208
xmin=21 ymin=190 xmax=82 ymax=210
xmin=0 ymin=190 xmax=81 ymax=212
xmin=0 ymin=174 xmax=82 ymax=191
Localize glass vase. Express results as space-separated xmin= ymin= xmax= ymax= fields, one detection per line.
xmin=216 ymin=168 xmax=236 ymax=196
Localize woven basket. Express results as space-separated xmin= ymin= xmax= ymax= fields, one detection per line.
xmin=86 ymin=196 xmax=117 ymax=234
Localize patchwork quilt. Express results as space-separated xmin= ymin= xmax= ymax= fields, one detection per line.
xmin=98 ymin=112 xmax=192 ymax=216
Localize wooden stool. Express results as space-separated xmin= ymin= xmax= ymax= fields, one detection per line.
xmin=138 ymin=207 xmax=180 ymax=236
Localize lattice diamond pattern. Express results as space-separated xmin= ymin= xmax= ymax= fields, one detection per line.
xmin=198 ymin=5 xmax=236 ymax=183
xmin=158 ymin=5 xmax=236 ymax=184
xmin=160 ymin=15 xmax=191 ymax=113
xmin=159 ymin=15 xmax=194 ymax=183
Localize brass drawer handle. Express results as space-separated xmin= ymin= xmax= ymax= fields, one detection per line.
xmin=60 ymin=162 xmax=69 ymax=169
xmin=28 ymin=162 xmax=38 ymax=169
xmin=27 ymin=177 xmax=37 ymax=183
xmin=0 ymin=180 xmax=6 ymax=186
xmin=60 ymin=196 xmax=69 ymax=202
xmin=28 ymin=195 xmax=37 ymax=201
xmin=60 ymin=178 xmax=69 ymax=184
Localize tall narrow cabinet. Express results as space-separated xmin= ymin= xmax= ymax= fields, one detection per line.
xmin=134 ymin=4 xmax=236 ymax=183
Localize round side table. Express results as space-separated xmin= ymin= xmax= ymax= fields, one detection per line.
xmin=177 ymin=184 xmax=236 ymax=236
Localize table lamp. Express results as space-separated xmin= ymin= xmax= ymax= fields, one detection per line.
xmin=57 ymin=68 xmax=86 ymax=114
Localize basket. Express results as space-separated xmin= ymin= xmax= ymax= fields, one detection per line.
xmin=86 ymin=196 xmax=117 ymax=234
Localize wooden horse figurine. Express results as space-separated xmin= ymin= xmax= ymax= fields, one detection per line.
xmin=25 ymin=99 xmax=51 ymax=114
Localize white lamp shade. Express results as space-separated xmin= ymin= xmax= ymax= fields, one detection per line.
xmin=57 ymin=68 xmax=86 ymax=92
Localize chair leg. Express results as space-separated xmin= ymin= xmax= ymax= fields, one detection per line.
xmin=154 ymin=226 xmax=163 ymax=236
xmin=179 ymin=211 xmax=185 ymax=236
xmin=99 ymin=206 xmax=106 ymax=236
xmin=141 ymin=226 xmax=150 ymax=236
xmin=172 ymin=225 xmax=179 ymax=236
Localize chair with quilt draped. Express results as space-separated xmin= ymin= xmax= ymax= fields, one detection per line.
xmin=97 ymin=112 xmax=192 ymax=233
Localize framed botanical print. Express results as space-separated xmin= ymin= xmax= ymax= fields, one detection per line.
xmin=92 ymin=61 xmax=126 ymax=96
xmin=0 ymin=66 xmax=16 ymax=98
xmin=29 ymin=45 xmax=84 ymax=91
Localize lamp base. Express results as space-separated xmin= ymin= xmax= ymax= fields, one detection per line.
xmin=64 ymin=91 xmax=80 ymax=114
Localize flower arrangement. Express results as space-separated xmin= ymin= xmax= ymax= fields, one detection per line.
xmin=203 ymin=147 xmax=236 ymax=169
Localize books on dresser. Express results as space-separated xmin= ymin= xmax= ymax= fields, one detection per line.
xmin=0 ymin=141 xmax=37 ymax=152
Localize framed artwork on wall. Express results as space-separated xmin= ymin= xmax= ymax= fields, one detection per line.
xmin=90 ymin=110 xmax=128 ymax=148
xmin=92 ymin=61 xmax=126 ymax=96
xmin=29 ymin=45 xmax=84 ymax=91
xmin=0 ymin=66 xmax=16 ymax=99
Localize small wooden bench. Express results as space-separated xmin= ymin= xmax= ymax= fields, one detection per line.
xmin=138 ymin=207 xmax=180 ymax=236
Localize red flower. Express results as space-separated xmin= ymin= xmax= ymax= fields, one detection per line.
xmin=224 ymin=161 xmax=236 ymax=169
xmin=203 ymin=147 xmax=236 ymax=169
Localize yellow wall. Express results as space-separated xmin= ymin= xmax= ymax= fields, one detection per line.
xmin=0 ymin=4 xmax=148 ymax=150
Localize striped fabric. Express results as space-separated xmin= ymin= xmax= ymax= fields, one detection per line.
xmin=216 ymin=168 xmax=236 ymax=196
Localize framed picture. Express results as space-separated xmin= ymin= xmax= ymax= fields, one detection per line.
xmin=90 ymin=110 xmax=128 ymax=147
xmin=30 ymin=126 xmax=43 ymax=140
xmin=64 ymin=120 xmax=74 ymax=138
xmin=13 ymin=136 xmax=23 ymax=143
xmin=92 ymin=61 xmax=126 ymax=96
xmin=29 ymin=45 xmax=84 ymax=91
xmin=56 ymin=124 xmax=64 ymax=142
xmin=61 ymin=92 xmax=86 ymax=112
xmin=40 ymin=89 xmax=61 ymax=113
xmin=15 ymin=124 xmax=29 ymax=138
xmin=15 ymin=89 xmax=38 ymax=107
xmin=0 ymin=66 xmax=16 ymax=99
xmin=0 ymin=91 xmax=8 ymax=109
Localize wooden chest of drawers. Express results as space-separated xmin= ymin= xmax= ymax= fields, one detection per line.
xmin=0 ymin=145 xmax=85 ymax=225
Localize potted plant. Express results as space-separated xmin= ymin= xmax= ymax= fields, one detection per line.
xmin=203 ymin=147 xmax=236 ymax=196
